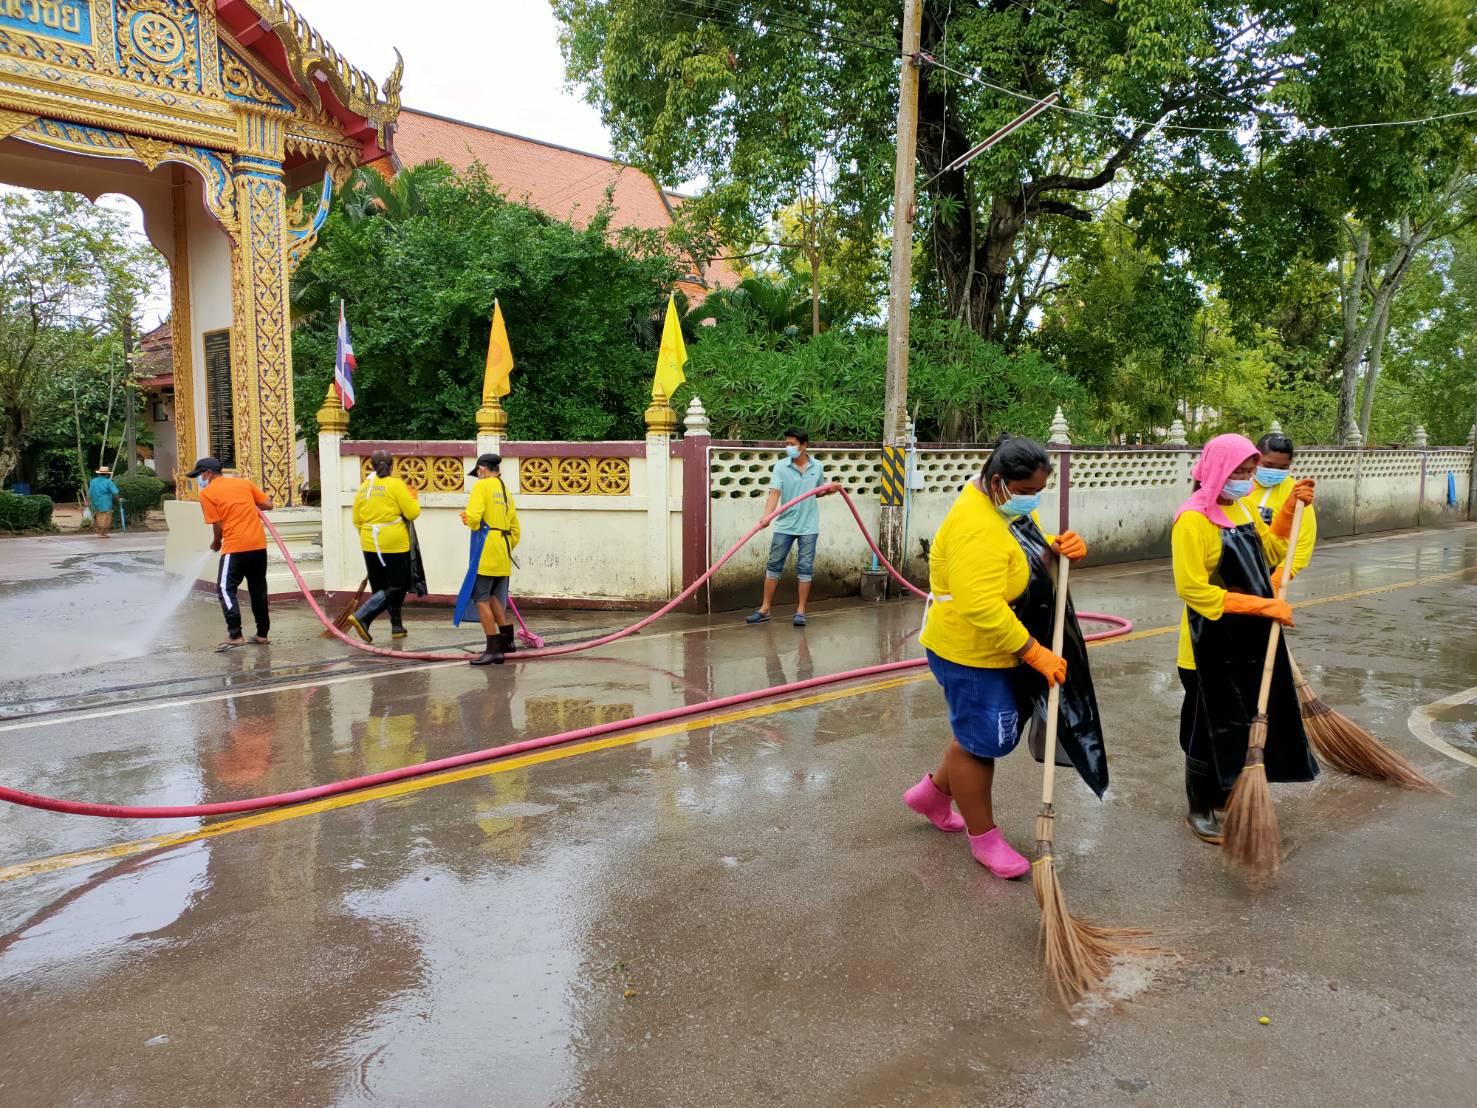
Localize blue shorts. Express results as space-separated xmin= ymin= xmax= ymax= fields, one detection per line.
xmin=926 ymin=650 xmax=1024 ymax=759
xmin=766 ymin=531 xmax=818 ymax=583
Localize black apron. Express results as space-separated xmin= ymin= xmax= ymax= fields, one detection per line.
xmin=1007 ymin=516 xmax=1110 ymax=799
xmin=1186 ymin=517 xmax=1317 ymax=790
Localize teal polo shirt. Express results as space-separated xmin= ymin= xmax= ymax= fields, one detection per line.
xmin=769 ymin=455 xmax=826 ymax=535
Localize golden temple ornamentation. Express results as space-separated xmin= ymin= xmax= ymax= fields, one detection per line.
xmin=0 ymin=109 xmax=35 ymax=139
xmin=126 ymin=133 xmax=171 ymax=168
xmin=316 ymin=379 xmax=348 ymax=435
xmin=239 ymin=0 xmax=401 ymax=147
xmin=644 ymin=386 xmax=678 ymax=436
xmin=475 ymin=394 xmax=508 ymax=437
xmin=518 ymin=457 xmax=631 ymax=496
xmin=115 ymin=0 xmax=201 ymax=92
xmin=169 ymin=167 xmax=199 ymax=499
xmin=356 ymin=454 xmax=468 ymax=494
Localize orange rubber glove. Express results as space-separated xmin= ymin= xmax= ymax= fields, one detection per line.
xmin=1053 ymin=530 xmax=1088 ymax=561
xmin=1020 ymin=639 xmax=1068 ymax=687
xmin=1269 ymin=564 xmax=1287 ymax=595
xmin=1222 ymin=591 xmax=1294 ymax=627
xmin=1271 ymin=479 xmax=1315 ymax=539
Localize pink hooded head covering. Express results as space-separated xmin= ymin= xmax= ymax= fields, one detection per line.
xmin=1175 ymin=432 xmax=1260 ymax=529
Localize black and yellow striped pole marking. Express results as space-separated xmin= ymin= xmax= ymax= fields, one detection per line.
xmin=880 ymin=445 xmax=906 ymax=507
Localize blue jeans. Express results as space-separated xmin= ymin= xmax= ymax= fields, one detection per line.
xmin=765 ymin=532 xmax=818 ymax=583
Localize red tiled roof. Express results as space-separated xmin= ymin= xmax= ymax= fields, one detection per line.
xmin=380 ymin=109 xmax=737 ymax=290
xmin=388 ymin=108 xmax=672 ymax=233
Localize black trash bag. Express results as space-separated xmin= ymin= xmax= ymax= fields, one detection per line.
xmin=1185 ymin=518 xmax=1315 ymax=791
xmin=407 ymin=520 xmax=429 ymax=599
xmin=1007 ymin=515 xmax=1110 ymax=798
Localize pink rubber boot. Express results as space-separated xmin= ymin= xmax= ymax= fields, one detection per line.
xmin=902 ymin=774 xmax=966 ymax=832
xmin=968 ymin=827 xmax=1031 ymax=879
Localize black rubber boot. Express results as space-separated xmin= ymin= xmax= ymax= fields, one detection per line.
xmin=346 ymin=592 xmax=388 ymax=644
xmin=1184 ymin=759 xmax=1226 ymax=844
xmin=470 ymin=634 xmax=505 ymax=666
xmin=499 ymin=624 xmax=517 ymax=654
xmin=389 ymin=600 xmax=407 ymax=639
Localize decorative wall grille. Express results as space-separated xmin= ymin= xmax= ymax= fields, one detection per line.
xmin=358 ymin=454 xmax=468 ymax=492
xmin=518 ymin=457 xmax=631 ymax=495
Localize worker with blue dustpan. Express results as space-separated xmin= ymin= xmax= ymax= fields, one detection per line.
xmin=454 ymin=453 xmax=521 ymax=666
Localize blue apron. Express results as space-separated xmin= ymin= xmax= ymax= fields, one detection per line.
xmin=452 ymin=526 xmax=489 ymax=627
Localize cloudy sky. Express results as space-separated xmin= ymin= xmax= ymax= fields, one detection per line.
xmin=102 ymin=2 xmax=612 ymax=324
xmin=302 ymin=0 xmax=612 ymax=155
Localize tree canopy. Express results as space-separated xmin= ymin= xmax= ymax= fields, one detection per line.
xmin=556 ymin=0 xmax=1477 ymax=443
xmin=292 ymin=164 xmax=684 ymax=442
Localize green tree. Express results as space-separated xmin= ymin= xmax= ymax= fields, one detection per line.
xmin=291 ymin=163 xmax=684 ymax=442
xmin=557 ymin=0 xmax=1475 ymax=348
xmin=0 ymin=191 xmax=160 ymax=488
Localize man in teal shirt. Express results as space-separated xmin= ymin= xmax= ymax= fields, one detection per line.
xmin=87 ymin=467 xmax=120 ymax=538
xmin=745 ymin=428 xmax=835 ymax=627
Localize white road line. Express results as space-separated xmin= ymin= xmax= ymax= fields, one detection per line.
xmin=1407 ymin=686 xmax=1477 ymax=769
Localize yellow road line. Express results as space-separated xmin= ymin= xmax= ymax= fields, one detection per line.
xmin=0 ymin=672 xmax=926 ymax=885
xmin=5 ymin=562 xmax=1474 ymax=885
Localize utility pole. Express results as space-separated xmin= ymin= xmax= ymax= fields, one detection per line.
xmin=879 ymin=0 xmax=923 ymax=578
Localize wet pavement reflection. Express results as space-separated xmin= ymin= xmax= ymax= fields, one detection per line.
xmin=0 ymin=525 xmax=1474 ymax=1105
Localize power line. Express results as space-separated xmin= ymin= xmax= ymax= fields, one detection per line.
xmin=658 ymin=0 xmax=1477 ymax=138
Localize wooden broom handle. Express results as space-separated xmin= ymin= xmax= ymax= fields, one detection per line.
xmin=1252 ymin=500 xmax=1305 ymax=716
xmin=1038 ymin=552 xmax=1072 ymax=806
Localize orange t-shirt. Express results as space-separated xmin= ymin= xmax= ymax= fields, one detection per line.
xmin=200 ymin=475 xmax=269 ymax=553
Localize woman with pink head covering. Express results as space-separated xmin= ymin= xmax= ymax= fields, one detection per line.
xmin=1172 ymin=433 xmax=1318 ymax=842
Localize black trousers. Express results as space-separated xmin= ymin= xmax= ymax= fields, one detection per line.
xmin=363 ymin=549 xmax=412 ymax=627
xmin=218 ymin=548 xmax=269 ymax=638
xmin=1179 ymin=666 xmax=1229 ymax=808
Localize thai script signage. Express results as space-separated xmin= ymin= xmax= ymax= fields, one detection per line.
xmin=0 ymin=0 xmax=92 ymax=46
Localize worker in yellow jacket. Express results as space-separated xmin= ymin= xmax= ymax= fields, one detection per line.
xmin=462 ymin=452 xmax=522 ymax=666
xmin=1240 ymin=431 xmax=1317 ymax=594
xmin=907 ymin=436 xmax=1093 ymax=879
xmin=346 ymin=450 xmax=422 ymax=642
xmin=1172 ymin=433 xmax=1317 ymax=844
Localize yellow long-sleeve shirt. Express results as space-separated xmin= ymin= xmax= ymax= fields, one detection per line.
xmin=351 ymin=475 xmax=421 ymax=554
xmin=1240 ymin=476 xmax=1316 ymax=580
xmin=466 ymin=475 xmax=521 ymax=576
xmin=919 ymin=484 xmax=1055 ymax=668
xmin=1173 ymin=500 xmax=1289 ymax=670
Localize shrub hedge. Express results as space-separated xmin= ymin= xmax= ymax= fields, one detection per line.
xmin=0 ymin=490 xmax=55 ymax=533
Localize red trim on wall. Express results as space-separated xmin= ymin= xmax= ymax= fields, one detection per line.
xmin=679 ymin=437 xmax=711 ymax=612
xmin=496 ymin=441 xmax=646 ymax=458
xmin=341 ymin=441 xmax=476 ymax=457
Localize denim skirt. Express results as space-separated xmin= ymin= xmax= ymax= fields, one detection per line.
xmin=925 ymin=649 xmax=1024 ymax=759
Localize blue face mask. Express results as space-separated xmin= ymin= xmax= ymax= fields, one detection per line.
xmin=1254 ymin=466 xmax=1288 ymax=489
xmin=1222 ymin=478 xmax=1254 ymax=500
xmin=785 ymin=445 xmax=800 ymax=459
xmin=998 ymin=492 xmax=1040 ymax=518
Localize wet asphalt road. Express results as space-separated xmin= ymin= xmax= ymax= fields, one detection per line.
xmin=0 ymin=526 xmax=1474 ymax=1107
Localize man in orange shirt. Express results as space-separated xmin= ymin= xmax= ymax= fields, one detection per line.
xmin=188 ymin=457 xmax=274 ymax=650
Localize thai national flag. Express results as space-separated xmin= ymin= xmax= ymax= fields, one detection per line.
xmin=334 ymin=299 xmax=356 ymax=410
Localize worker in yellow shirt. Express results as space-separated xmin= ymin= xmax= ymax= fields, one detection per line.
xmin=346 ymin=450 xmax=422 ymax=642
xmin=906 ymin=436 xmax=1097 ymax=880
xmin=460 ymin=453 xmax=521 ymax=666
xmin=1241 ymin=431 xmax=1317 ymax=593
xmin=1172 ymin=433 xmax=1317 ymax=844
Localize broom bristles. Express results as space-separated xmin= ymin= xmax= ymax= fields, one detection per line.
xmin=1221 ymin=718 xmax=1281 ymax=882
xmin=1294 ymin=678 xmax=1445 ymax=793
xmin=1032 ymin=809 xmax=1157 ymax=1008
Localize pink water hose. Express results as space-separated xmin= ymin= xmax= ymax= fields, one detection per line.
xmin=0 ymin=485 xmax=1129 ymax=820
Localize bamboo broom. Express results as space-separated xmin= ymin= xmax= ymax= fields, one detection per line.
xmin=1287 ymin=652 xmax=1444 ymax=792
xmin=322 ymin=577 xmax=368 ymax=638
xmin=1031 ymin=555 xmax=1154 ymax=1008
xmin=1221 ymin=502 xmax=1305 ymax=880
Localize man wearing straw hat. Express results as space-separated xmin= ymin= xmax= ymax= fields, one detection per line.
xmin=87 ymin=466 xmax=120 ymax=538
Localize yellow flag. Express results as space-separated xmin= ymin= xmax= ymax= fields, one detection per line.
xmin=483 ymin=299 xmax=515 ymax=401
xmin=653 ymin=293 xmax=687 ymax=400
